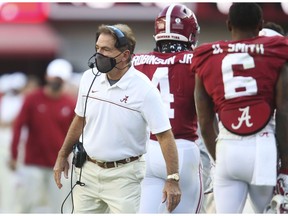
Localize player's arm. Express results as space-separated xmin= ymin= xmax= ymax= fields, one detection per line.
xmin=194 ymin=74 xmax=218 ymax=161
xmin=275 ymin=62 xmax=288 ymax=172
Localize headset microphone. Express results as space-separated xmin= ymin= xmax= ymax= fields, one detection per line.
xmin=89 ymin=62 xmax=94 ymax=69
xmin=87 ymin=53 xmax=96 ymax=68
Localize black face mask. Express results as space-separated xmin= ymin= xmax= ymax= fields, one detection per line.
xmin=47 ymin=80 xmax=63 ymax=92
xmin=95 ymin=52 xmax=122 ymax=73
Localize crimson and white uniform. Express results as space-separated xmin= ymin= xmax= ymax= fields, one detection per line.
xmin=133 ymin=51 xmax=203 ymax=213
xmin=192 ymin=35 xmax=288 ymax=213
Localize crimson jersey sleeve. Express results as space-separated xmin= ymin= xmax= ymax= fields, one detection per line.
xmin=132 ymin=51 xmax=198 ymax=141
xmin=192 ymin=36 xmax=288 ymax=135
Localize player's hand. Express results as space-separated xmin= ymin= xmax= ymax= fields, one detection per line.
xmin=53 ymin=155 xmax=70 ymax=189
xmin=275 ymin=173 xmax=288 ymax=195
xmin=162 ymin=180 xmax=181 ymax=212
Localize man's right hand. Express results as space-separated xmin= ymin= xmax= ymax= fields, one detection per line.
xmin=53 ymin=155 xmax=70 ymax=189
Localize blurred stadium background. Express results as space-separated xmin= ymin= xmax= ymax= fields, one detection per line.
xmin=0 ymin=2 xmax=287 ymax=82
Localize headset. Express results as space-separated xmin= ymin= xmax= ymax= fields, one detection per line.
xmin=107 ymin=25 xmax=128 ymax=48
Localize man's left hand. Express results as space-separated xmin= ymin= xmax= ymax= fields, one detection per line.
xmin=162 ymin=180 xmax=181 ymax=212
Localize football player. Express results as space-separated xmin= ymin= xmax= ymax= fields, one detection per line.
xmin=192 ymin=3 xmax=288 ymax=213
xmin=132 ymin=4 xmax=207 ymax=213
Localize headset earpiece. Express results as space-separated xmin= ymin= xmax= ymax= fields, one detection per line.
xmin=107 ymin=25 xmax=128 ymax=48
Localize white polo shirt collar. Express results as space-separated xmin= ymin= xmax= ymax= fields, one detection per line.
xmin=100 ymin=66 xmax=134 ymax=90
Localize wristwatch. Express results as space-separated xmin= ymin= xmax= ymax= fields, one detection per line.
xmin=167 ymin=173 xmax=180 ymax=182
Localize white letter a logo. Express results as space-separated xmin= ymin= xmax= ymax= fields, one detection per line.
xmin=231 ymin=106 xmax=253 ymax=130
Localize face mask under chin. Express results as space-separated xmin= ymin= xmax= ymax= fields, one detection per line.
xmin=95 ymin=52 xmax=122 ymax=73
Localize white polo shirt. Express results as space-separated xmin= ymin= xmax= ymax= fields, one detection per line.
xmin=75 ymin=65 xmax=171 ymax=161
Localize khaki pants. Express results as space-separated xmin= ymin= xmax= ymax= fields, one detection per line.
xmin=73 ymin=157 xmax=145 ymax=213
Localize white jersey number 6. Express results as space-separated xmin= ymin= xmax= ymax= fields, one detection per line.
xmin=222 ymin=53 xmax=258 ymax=99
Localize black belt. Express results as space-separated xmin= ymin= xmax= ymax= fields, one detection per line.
xmin=87 ymin=155 xmax=142 ymax=169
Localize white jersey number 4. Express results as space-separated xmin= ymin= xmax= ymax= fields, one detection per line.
xmin=151 ymin=67 xmax=174 ymax=118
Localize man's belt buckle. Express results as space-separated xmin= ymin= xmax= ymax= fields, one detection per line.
xmin=96 ymin=161 xmax=107 ymax=168
xmin=103 ymin=162 xmax=108 ymax=168
xmin=113 ymin=161 xmax=118 ymax=167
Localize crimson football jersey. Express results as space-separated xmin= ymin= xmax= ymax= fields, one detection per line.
xmin=132 ymin=51 xmax=198 ymax=141
xmin=192 ymin=36 xmax=288 ymax=135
